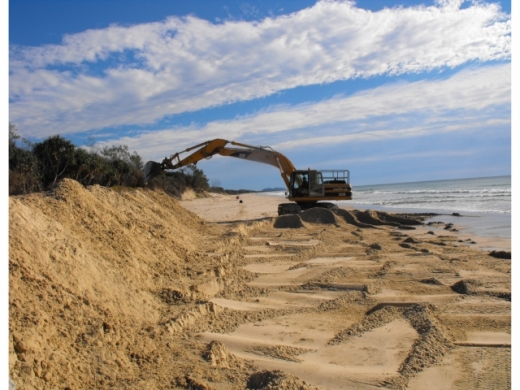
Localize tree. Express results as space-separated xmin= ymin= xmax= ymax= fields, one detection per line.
xmin=129 ymin=152 xmax=143 ymax=170
xmin=7 ymin=127 xmax=207 ymax=196
xmin=9 ymin=148 xmax=41 ymax=194
xmin=9 ymin=124 xmax=41 ymax=194
xmin=71 ymin=148 xmax=106 ymax=186
xmin=99 ymin=144 xmax=144 ymax=186
xmin=9 ymin=123 xmax=20 ymax=158
xmin=111 ymin=159 xmax=131 ymax=186
xmin=33 ymin=135 xmax=76 ymax=188
xmin=181 ymin=164 xmax=209 ymax=192
xmin=100 ymin=144 xmax=143 ymax=170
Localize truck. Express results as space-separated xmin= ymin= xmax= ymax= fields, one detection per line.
xmin=143 ymin=139 xmax=352 ymax=216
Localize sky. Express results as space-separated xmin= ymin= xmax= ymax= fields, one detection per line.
xmin=7 ymin=0 xmax=512 ymax=190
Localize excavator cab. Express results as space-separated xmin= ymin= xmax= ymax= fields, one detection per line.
xmin=280 ymin=169 xmax=351 ymax=215
xmin=288 ymin=169 xmax=351 ymax=202
xmin=290 ymin=170 xmax=324 ymax=198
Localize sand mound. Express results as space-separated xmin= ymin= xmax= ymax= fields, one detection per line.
xmin=247 ymin=370 xmax=320 ymax=390
xmin=247 ymin=345 xmax=315 ymax=363
xmin=273 ymin=207 xmax=425 ymax=229
xmin=354 ymin=209 xmax=423 ymax=228
xmin=181 ymin=188 xmax=198 ymax=200
xmin=403 ymin=237 xmax=421 ymax=244
xmin=451 ymin=279 xmax=511 ymax=301
xmin=377 ymin=212 xmax=424 ymax=226
xmin=420 ymin=277 xmax=444 ymax=285
xmin=202 ymin=340 xmax=241 ymax=369
xmin=8 ymin=179 xmax=240 ymax=389
xmin=489 ymin=250 xmax=511 ymax=259
xmin=370 ymin=242 xmax=383 ymax=250
xmin=299 ymin=208 xmax=337 ymax=224
xmin=451 ymin=279 xmax=484 ymax=294
xmin=333 ymin=208 xmax=374 ymax=228
xmin=355 ymin=209 xmax=392 ymax=226
xmin=273 ymin=214 xmax=304 ymax=229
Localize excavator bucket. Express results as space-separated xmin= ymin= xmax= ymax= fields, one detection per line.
xmin=143 ymin=161 xmax=163 ymax=183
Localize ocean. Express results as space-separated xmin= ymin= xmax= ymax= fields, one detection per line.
xmin=262 ymin=175 xmax=511 ymax=240
xmin=342 ymin=175 xmax=511 ymax=215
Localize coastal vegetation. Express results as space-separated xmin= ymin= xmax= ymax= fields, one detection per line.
xmin=8 ymin=124 xmax=211 ymax=198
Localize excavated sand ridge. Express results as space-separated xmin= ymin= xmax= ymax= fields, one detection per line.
xmin=9 ymin=180 xmax=511 ymax=389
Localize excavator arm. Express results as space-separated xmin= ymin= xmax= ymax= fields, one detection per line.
xmin=144 ymin=139 xmax=297 ymax=189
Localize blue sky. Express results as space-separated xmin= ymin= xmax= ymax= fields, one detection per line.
xmin=8 ymin=0 xmax=512 ymax=190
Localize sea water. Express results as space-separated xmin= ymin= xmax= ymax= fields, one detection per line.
xmin=342 ymin=176 xmax=511 ymax=215
xmin=262 ymin=176 xmax=511 ymax=240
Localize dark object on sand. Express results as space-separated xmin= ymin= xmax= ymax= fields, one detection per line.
xmin=451 ymin=279 xmax=482 ymax=294
xmin=300 ymin=208 xmax=337 ymax=225
xmin=421 ymin=277 xmax=443 ymax=285
xmin=489 ymin=250 xmax=511 ymax=259
xmin=247 ymin=369 xmax=318 ymax=390
xmin=369 ymin=243 xmax=382 ymax=250
xmin=273 ymin=214 xmax=304 ymax=229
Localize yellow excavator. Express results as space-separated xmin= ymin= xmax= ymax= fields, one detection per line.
xmin=143 ymin=139 xmax=352 ymax=215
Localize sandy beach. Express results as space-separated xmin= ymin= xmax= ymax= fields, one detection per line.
xmin=9 ymin=181 xmax=511 ymax=389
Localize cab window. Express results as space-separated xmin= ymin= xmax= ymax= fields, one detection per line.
xmin=309 ymin=172 xmax=323 ymax=196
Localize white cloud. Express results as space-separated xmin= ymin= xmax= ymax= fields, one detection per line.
xmin=326 ymin=146 xmax=484 ymax=165
xmin=9 ymin=0 xmax=510 ymax=137
xmin=96 ymin=63 xmax=510 ymax=161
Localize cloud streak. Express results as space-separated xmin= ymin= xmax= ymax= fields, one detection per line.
xmin=95 ymin=63 xmax=510 ymax=161
xmin=9 ymin=0 xmax=510 ymax=137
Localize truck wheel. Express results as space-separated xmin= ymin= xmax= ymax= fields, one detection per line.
xmin=278 ymin=203 xmax=302 ymax=216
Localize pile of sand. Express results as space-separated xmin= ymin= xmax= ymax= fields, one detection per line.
xmin=273 ymin=208 xmax=430 ymax=229
xmin=299 ymin=208 xmax=338 ymax=225
xmin=273 ymin=214 xmax=304 ymax=229
xmin=247 ymin=370 xmax=320 ymax=390
xmin=8 ymin=179 xmax=249 ymax=389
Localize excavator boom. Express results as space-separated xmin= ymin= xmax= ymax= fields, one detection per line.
xmin=144 ymin=139 xmax=296 ymax=188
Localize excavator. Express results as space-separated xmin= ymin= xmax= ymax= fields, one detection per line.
xmin=143 ymin=139 xmax=352 ymax=216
